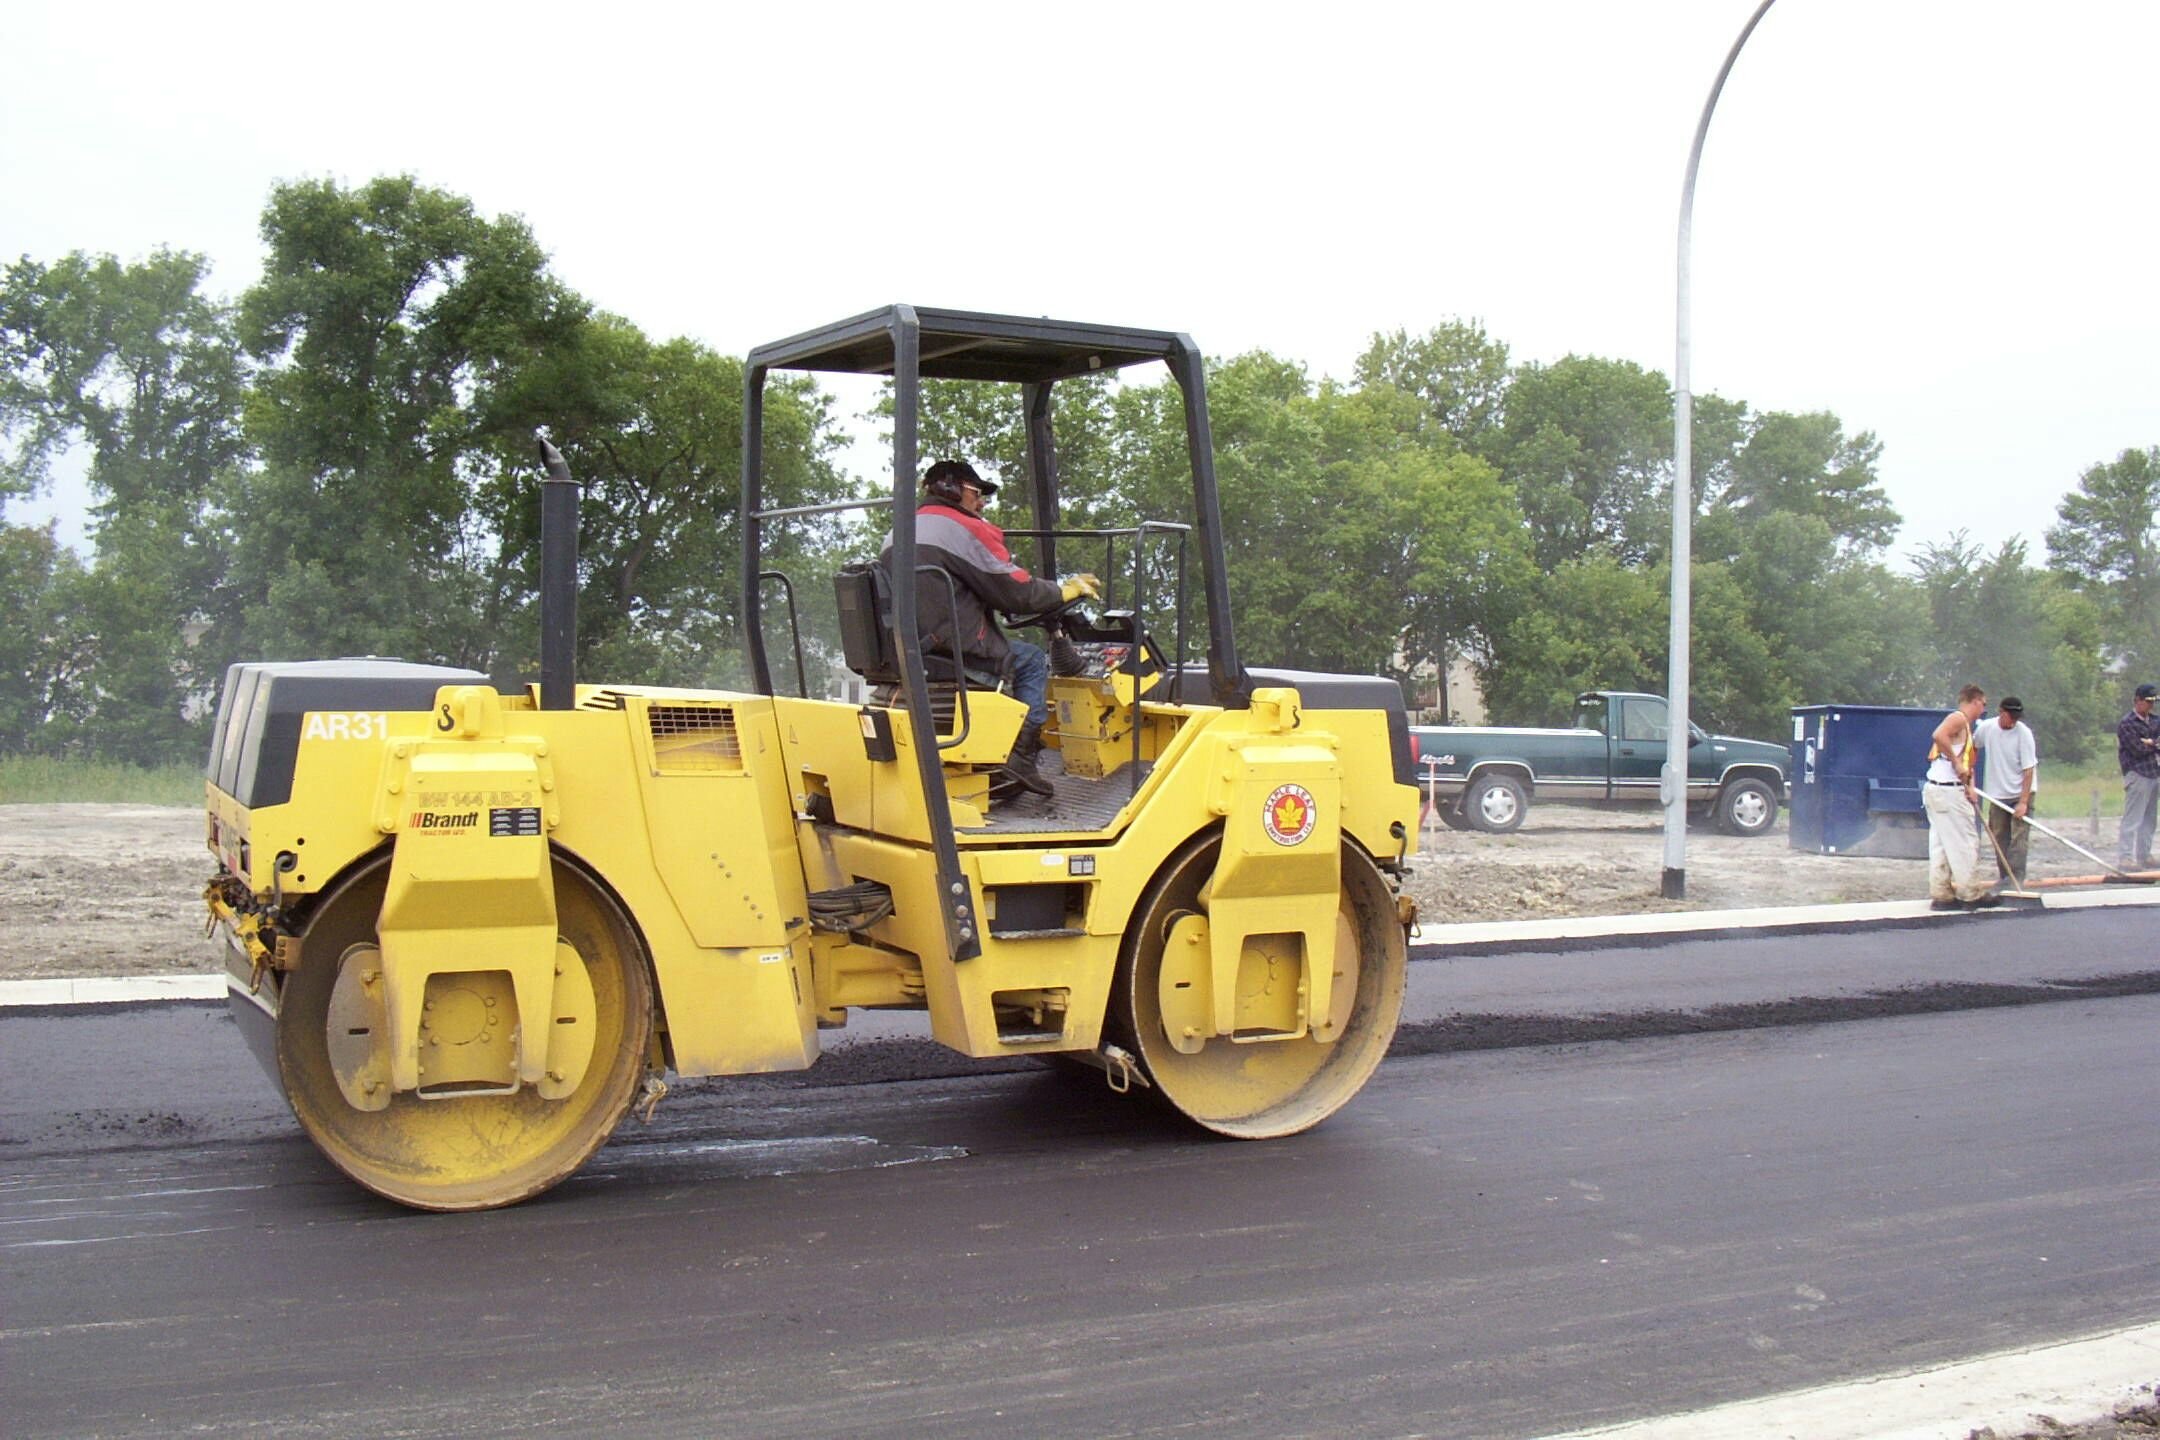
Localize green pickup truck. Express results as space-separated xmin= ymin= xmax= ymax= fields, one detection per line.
xmin=1412 ymin=690 xmax=1791 ymax=836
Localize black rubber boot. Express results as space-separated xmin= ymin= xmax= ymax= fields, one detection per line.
xmin=997 ymin=721 xmax=1055 ymax=798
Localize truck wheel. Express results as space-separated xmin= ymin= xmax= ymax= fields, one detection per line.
xmin=1435 ymin=799 xmax=1474 ymax=831
xmin=1464 ymin=773 xmax=1529 ymax=833
xmin=1108 ymin=835 xmax=1407 ymax=1138
xmin=1714 ymin=777 xmax=1779 ymax=837
xmin=274 ymin=853 xmax=654 ymax=1211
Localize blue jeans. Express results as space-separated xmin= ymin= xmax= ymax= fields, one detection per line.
xmin=1009 ymin=639 xmax=1049 ymax=727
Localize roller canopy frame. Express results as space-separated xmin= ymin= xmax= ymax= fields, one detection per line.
xmin=740 ymin=305 xmax=1251 ymax=964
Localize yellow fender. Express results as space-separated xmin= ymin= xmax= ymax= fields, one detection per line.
xmin=363 ymin=686 xmax=596 ymax=1099
xmin=1154 ymin=688 xmax=1345 ymax=1050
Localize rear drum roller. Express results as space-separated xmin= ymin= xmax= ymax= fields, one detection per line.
xmin=275 ymin=854 xmax=654 ymax=1211
xmin=1110 ymin=835 xmax=1406 ymax=1138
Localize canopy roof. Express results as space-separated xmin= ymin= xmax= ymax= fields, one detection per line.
xmin=747 ymin=305 xmax=1191 ymax=385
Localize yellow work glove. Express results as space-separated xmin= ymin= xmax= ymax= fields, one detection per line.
xmin=1060 ymin=573 xmax=1101 ymax=602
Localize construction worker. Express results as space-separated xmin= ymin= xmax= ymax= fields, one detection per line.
xmin=1925 ymin=684 xmax=1997 ymax=910
xmin=890 ymin=459 xmax=1098 ymax=797
xmin=2117 ymin=682 xmax=2160 ymax=872
xmin=1975 ymin=696 xmax=2037 ymax=889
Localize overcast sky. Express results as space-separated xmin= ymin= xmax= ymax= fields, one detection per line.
xmin=5 ymin=0 xmax=2154 ymax=566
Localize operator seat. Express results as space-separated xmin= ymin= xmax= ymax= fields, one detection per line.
xmin=834 ymin=562 xmax=1013 ymax=720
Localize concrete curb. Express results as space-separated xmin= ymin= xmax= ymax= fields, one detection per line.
xmin=1547 ymin=1319 xmax=2160 ymax=1439
xmin=9 ymin=886 xmax=2159 ymax=1011
xmin=0 ymin=974 xmax=227 ymax=1007
xmin=1411 ymin=885 xmax=2160 ymax=955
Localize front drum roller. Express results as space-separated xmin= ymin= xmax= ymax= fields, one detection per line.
xmin=275 ymin=853 xmax=654 ymax=1211
xmin=1110 ymin=834 xmax=1407 ymax=1138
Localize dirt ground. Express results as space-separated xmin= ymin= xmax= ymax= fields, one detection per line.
xmin=3 ymin=799 xmax=2146 ymax=984
xmin=1975 ymin=1399 xmax=2160 ymax=1440
xmin=2 ymin=805 xmax=221 ymax=981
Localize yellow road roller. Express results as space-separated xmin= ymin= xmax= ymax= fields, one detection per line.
xmin=203 ymin=306 xmax=1421 ymax=1210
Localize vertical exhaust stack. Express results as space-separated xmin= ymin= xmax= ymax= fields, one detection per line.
xmin=538 ymin=437 xmax=578 ymax=711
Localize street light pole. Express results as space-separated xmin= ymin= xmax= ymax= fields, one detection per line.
xmin=1663 ymin=0 xmax=1778 ymax=900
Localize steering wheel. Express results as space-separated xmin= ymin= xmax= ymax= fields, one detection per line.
xmin=1006 ymin=595 xmax=1092 ymax=631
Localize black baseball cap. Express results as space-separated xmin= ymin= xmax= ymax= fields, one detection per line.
xmin=1999 ymin=697 xmax=2023 ymax=714
xmin=2138 ymin=684 xmax=2158 ymax=701
xmin=923 ymin=459 xmax=998 ymax=499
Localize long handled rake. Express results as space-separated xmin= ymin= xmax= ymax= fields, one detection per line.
xmin=1973 ymin=790 xmax=2147 ymax=883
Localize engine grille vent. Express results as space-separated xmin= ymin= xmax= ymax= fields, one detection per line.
xmin=647 ymin=704 xmax=743 ymax=774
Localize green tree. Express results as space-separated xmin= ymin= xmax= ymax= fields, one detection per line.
xmin=1174 ymin=352 xmax=1330 ymax=669
xmin=1481 ymin=555 xmax=1667 ymax=723
xmin=232 ymin=176 xmax=590 ymax=669
xmin=1685 ymin=558 xmax=1780 ymax=735
xmin=1477 ymin=514 xmax=1925 ymax=740
xmin=906 ymin=348 xmax=1539 ymax=693
xmin=903 ymin=371 xmax=1127 ymax=530
xmin=0 ymin=523 xmax=90 ymax=752
xmin=1492 ymin=355 xmax=1673 ymax=568
xmin=1351 ymin=321 xmax=1511 ymax=454
xmin=2046 ymin=445 xmax=2160 ymax=681
xmin=1915 ymin=534 xmax=2111 ymax=763
xmin=1709 ymin=410 xmax=1897 ymax=554
xmin=1187 ymin=356 xmax=1530 ymax=685
xmin=490 ymin=316 xmax=852 ymax=689
xmin=0 ymin=249 xmax=247 ymax=760
xmin=1719 ymin=511 xmax=1925 ymax=734
xmin=1388 ymin=443 xmax=1536 ymax=691
xmin=878 ymin=372 xmax=1152 ymax=660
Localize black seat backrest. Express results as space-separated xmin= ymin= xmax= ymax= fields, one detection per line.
xmin=836 ymin=561 xmax=1006 ymax=691
xmin=835 ymin=563 xmax=898 ymax=685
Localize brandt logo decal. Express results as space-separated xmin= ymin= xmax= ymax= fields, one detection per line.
xmin=410 ymin=810 xmax=480 ymax=833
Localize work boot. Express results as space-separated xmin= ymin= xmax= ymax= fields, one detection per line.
xmin=1047 ymin=627 xmax=1087 ymax=678
xmin=996 ymin=721 xmax=1055 ymax=798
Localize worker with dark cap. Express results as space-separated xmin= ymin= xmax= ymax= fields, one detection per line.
xmin=886 ymin=459 xmax=1098 ymax=797
xmin=2118 ymin=682 xmax=2160 ymax=871
xmin=1975 ymin=696 xmax=2037 ymax=888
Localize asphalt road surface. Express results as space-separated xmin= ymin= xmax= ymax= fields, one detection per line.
xmin=6 ymin=908 xmax=2159 ymax=1439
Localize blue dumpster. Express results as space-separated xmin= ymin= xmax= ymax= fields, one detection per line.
xmin=1789 ymin=703 xmax=1941 ymax=858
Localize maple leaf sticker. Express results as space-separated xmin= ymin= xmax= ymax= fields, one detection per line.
xmin=1262 ymin=783 xmax=1318 ymax=846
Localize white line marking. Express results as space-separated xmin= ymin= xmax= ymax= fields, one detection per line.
xmin=0 ymin=1316 xmax=196 ymax=1341
xmin=3 ymin=1224 xmax=248 ymax=1250
xmin=1546 ymin=1320 xmax=2160 ymax=1439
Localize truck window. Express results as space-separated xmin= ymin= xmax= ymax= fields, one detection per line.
xmin=1578 ymin=696 xmax=1608 ymax=734
xmin=1621 ymin=699 xmax=1668 ymax=742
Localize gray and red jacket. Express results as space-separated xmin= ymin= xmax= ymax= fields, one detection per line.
xmin=882 ymin=504 xmax=1063 ymax=674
